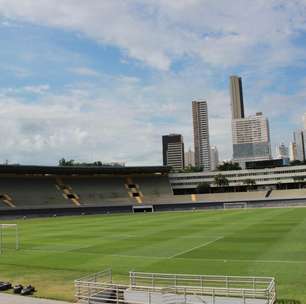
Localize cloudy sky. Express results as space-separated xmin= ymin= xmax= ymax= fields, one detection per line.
xmin=0 ymin=0 xmax=306 ymax=165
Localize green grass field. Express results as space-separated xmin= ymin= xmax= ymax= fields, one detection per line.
xmin=0 ymin=207 xmax=306 ymax=303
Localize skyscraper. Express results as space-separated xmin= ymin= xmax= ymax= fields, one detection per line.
xmin=293 ymin=129 xmax=306 ymax=162
xmin=230 ymin=76 xmax=271 ymax=166
xmin=210 ymin=145 xmax=219 ymax=171
xmin=230 ymin=75 xmax=245 ymax=119
xmin=276 ymin=143 xmax=289 ymax=159
xmin=192 ymin=100 xmax=211 ymax=171
xmin=232 ymin=112 xmax=272 ymax=165
xmin=184 ymin=148 xmax=195 ymax=167
xmin=162 ymin=134 xmax=185 ymax=171
xmin=289 ymin=142 xmax=297 ymax=161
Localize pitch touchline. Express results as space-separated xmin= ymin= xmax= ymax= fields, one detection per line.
xmin=168 ymin=236 xmax=224 ymax=259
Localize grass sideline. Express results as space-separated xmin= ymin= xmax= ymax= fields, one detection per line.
xmin=0 ymin=208 xmax=305 ymax=302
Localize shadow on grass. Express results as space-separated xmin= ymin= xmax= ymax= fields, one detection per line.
xmin=276 ymin=299 xmax=301 ymax=304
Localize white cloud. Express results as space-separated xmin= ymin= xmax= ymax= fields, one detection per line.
xmin=0 ymin=1 xmax=306 ymax=164
xmin=69 ymin=67 xmax=100 ymax=77
xmin=0 ymin=70 xmax=234 ymax=165
xmin=0 ymin=0 xmax=306 ymax=70
xmin=24 ymin=84 xmax=50 ymax=94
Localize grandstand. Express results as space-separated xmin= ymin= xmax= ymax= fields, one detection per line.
xmin=0 ymin=164 xmax=306 ymax=217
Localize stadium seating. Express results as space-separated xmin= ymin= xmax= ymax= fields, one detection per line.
xmin=62 ymin=176 xmax=135 ymax=205
xmin=0 ymin=177 xmax=69 ymax=208
xmin=133 ymin=175 xmax=173 ymax=196
xmin=270 ymin=188 xmax=306 ymax=199
xmin=0 ymin=171 xmax=306 ymax=213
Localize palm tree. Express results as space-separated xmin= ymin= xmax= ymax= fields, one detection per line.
xmin=214 ymin=174 xmax=229 ymax=192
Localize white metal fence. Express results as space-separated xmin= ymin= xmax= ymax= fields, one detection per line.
xmin=75 ymin=270 xmax=276 ymax=304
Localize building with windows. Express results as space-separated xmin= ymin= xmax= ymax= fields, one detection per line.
xmin=169 ymin=164 xmax=306 ymax=192
xmin=232 ymin=112 xmax=271 ymax=165
xmin=184 ymin=148 xmax=195 ymax=167
xmin=276 ymin=143 xmax=289 ymax=159
xmin=162 ymin=134 xmax=185 ymax=171
xmin=210 ymin=145 xmax=219 ymax=171
xmin=230 ymin=75 xmax=245 ymax=119
xmin=289 ymin=142 xmax=297 ymax=161
xmin=293 ymin=129 xmax=306 ymax=162
xmin=192 ymin=100 xmax=211 ymax=171
xmin=230 ymin=76 xmax=271 ymax=166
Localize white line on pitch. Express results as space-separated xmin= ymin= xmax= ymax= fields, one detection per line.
xmin=111 ymin=254 xmax=166 ymax=259
xmin=168 ymin=236 xmax=224 ymax=259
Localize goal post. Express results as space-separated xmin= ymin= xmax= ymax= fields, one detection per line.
xmin=223 ymin=202 xmax=248 ymax=209
xmin=0 ymin=224 xmax=19 ymax=254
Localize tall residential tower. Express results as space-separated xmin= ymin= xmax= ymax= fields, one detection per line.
xmin=230 ymin=75 xmax=245 ymax=119
xmin=192 ymin=100 xmax=211 ymax=171
xmin=293 ymin=129 xmax=306 ymax=162
xmin=230 ymin=76 xmax=271 ymax=166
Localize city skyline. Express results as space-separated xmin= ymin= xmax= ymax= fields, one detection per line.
xmin=1 ymin=2 xmax=306 ymax=165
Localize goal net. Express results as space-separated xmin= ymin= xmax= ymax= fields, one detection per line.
xmin=0 ymin=224 xmax=19 ymax=254
xmin=223 ymin=202 xmax=247 ymax=209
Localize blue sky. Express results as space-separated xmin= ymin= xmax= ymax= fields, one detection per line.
xmin=0 ymin=0 xmax=306 ymax=165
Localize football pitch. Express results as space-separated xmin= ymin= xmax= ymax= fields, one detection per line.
xmin=0 ymin=207 xmax=305 ymax=303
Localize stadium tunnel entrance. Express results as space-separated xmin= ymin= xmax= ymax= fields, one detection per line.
xmin=132 ymin=205 xmax=154 ymax=213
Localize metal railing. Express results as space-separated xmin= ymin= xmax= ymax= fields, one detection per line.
xmin=75 ymin=269 xmax=276 ymax=304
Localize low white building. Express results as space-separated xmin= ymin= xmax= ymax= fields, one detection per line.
xmin=169 ymin=164 xmax=306 ymax=190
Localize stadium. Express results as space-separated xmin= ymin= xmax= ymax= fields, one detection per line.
xmin=0 ymin=164 xmax=305 ymax=304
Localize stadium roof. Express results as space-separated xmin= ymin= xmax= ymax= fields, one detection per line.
xmin=0 ymin=165 xmax=171 ymax=175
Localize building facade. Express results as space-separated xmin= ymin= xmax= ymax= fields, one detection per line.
xmin=289 ymin=142 xmax=297 ymax=161
xmin=192 ymin=100 xmax=211 ymax=171
xmin=169 ymin=164 xmax=306 ymax=191
xmin=184 ymin=148 xmax=195 ymax=167
xmin=230 ymin=75 xmax=245 ymax=119
xmin=210 ymin=145 xmax=219 ymax=171
xmin=276 ymin=143 xmax=289 ymax=159
xmin=293 ymin=129 xmax=306 ymax=162
xmin=162 ymin=134 xmax=185 ymax=171
xmin=232 ymin=112 xmax=271 ymax=165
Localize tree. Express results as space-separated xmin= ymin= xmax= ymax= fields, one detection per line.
xmin=217 ymin=161 xmax=241 ymax=171
xmin=59 ymin=158 xmax=75 ymax=166
xmin=196 ymin=182 xmax=211 ymax=194
xmin=58 ymin=159 xmax=124 ymax=167
xmin=243 ymin=178 xmax=256 ymax=191
xmin=214 ymin=174 xmax=229 ymax=191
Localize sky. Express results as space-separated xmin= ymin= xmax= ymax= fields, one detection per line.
xmin=0 ymin=0 xmax=306 ymax=166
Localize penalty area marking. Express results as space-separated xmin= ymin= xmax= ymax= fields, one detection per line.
xmin=168 ymin=236 xmax=224 ymax=259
